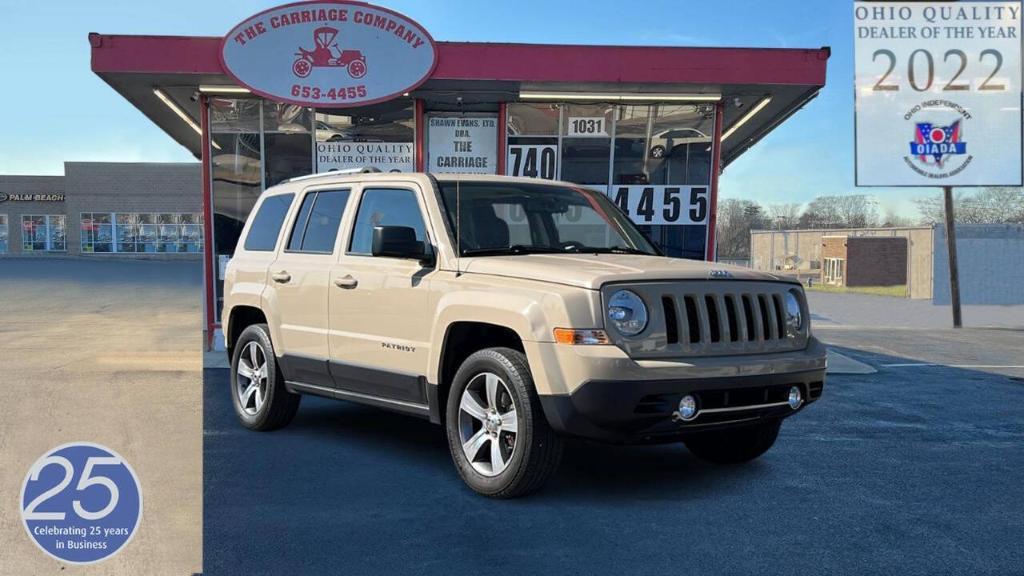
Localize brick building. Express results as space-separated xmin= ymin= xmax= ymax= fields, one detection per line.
xmin=0 ymin=162 xmax=201 ymax=258
xmin=821 ymin=235 xmax=907 ymax=288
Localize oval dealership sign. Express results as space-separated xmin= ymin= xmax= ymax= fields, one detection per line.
xmin=220 ymin=1 xmax=437 ymax=107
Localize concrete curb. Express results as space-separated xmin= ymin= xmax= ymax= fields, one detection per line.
xmin=827 ymin=350 xmax=877 ymax=374
xmin=204 ymin=350 xmax=230 ymax=369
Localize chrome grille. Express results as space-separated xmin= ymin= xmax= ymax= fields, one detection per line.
xmin=604 ymin=281 xmax=808 ymax=358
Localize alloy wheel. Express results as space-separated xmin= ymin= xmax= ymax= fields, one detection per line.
xmin=458 ymin=372 xmax=519 ymax=477
xmin=236 ymin=341 xmax=268 ymax=415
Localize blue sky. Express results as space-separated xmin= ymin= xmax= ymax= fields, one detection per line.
xmin=0 ymin=0 xmax=920 ymax=216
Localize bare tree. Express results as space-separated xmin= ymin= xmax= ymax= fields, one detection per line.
xmin=767 ymin=203 xmax=803 ymax=229
xmin=881 ymin=209 xmax=915 ymax=228
xmin=716 ymin=198 xmax=767 ymax=259
xmin=798 ymin=194 xmax=878 ymax=229
xmin=914 ymin=187 xmax=1024 ymax=224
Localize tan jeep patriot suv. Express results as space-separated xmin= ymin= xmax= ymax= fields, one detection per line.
xmin=223 ymin=172 xmax=826 ymax=498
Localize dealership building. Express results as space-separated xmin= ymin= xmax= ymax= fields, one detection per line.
xmin=87 ymin=1 xmax=829 ymax=346
xmin=0 ymin=162 xmax=201 ymax=258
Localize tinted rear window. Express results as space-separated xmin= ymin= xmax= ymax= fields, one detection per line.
xmin=288 ymin=190 xmax=350 ymax=253
xmin=244 ymin=194 xmax=294 ymax=252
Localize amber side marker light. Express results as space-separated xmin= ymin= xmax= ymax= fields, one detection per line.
xmin=553 ymin=329 xmax=610 ymax=345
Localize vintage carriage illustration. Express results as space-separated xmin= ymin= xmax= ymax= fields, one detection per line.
xmin=292 ymin=26 xmax=367 ymax=79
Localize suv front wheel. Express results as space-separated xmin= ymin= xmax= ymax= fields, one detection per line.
xmin=231 ymin=323 xmax=301 ymax=431
xmin=445 ymin=348 xmax=563 ymax=498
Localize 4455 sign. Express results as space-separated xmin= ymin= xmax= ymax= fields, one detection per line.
xmin=610 ymin=185 xmax=708 ymax=226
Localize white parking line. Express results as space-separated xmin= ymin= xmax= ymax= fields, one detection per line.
xmin=881 ymin=363 xmax=1024 ymax=369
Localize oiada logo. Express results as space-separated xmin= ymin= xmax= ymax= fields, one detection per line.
xmin=903 ymin=101 xmax=973 ymax=179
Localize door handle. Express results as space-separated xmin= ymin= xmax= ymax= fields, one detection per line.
xmin=271 ymin=271 xmax=291 ymax=283
xmin=334 ymin=275 xmax=358 ymax=289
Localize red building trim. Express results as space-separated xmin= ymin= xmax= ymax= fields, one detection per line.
xmin=199 ymin=96 xmax=217 ymax=348
xmin=706 ymin=101 xmax=725 ymax=262
xmin=90 ymin=34 xmax=828 ymax=87
xmin=414 ymin=99 xmax=425 ymax=171
xmin=496 ymin=102 xmax=507 ymax=175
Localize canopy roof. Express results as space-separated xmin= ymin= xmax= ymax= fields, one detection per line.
xmin=89 ymin=33 xmax=829 ymax=166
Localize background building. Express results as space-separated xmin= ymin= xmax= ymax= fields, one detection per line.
xmin=821 ymin=235 xmax=907 ymax=288
xmin=0 ymin=162 xmax=201 ymax=258
xmin=750 ymin=224 xmax=1024 ymax=305
xmin=750 ymin=227 xmax=933 ymax=298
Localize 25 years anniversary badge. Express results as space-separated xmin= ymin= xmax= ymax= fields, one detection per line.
xmin=20 ymin=442 xmax=142 ymax=564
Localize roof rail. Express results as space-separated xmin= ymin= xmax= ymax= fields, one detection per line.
xmin=284 ymin=167 xmax=381 ymax=184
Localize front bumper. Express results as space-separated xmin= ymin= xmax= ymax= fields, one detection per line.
xmin=527 ymin=336 xmax=828 ymax=444
xmin=538 ymin=368 xmax=825 ymax=443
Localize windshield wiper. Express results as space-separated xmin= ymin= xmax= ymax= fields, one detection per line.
xmin=577 ymin=246 xmax=653 ymax=255
xmin=460 ymin=245 xmax=563 ymax=257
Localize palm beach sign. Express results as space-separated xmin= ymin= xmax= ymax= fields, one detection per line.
xmin=221 ymin=1 xmax=438 ymax=107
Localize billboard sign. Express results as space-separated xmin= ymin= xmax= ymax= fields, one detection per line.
xmin=854 ymin=2 xmax=1022 ymax=186
xmin=221 ymin=1 xmax=437 ymax=107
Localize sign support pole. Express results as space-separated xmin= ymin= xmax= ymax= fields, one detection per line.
xmin=942 ymin=185 xmax=962 ymax=329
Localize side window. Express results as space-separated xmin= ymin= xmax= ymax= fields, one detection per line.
xmin=287 ymin=189 xmax=350 ymax=253
xmin=349 ymin=188 xmax=427 ymax=255
xmin=244 ymin=194 xmax=294 ymax=252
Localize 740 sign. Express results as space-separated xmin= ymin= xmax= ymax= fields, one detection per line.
xmin=507 ymin=145 xmax=557 ymax=180
xmin=611 ymin=185 xmax=708 ymax=226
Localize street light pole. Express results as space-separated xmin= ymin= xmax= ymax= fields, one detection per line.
xmin=942 ymin=186 xmax=962 ymax=328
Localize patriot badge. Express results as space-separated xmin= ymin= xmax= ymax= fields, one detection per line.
xmin=909 ymin=121 xmax=967 ymax=168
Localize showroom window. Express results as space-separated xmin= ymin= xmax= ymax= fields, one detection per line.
xmin=81 ymin=213 xmax=203 ymax=253
xmin=506 ymin=103 xmax=560 ymax=180
xmin=264 ymin=102 xmax=313 ymax=187
xmin=315 ymin=102 xmax=415 ymax=172
xmin=0 ymin=214 xmax=7 ymax=253
xmin=210 ymin=98 xmax=264 ymax=320
xmin=560 ymin=104 xmax=614 ymax=187
xmin=505 ymin=102 xmax=716 ymax=260
xmin=22 ymin=215 xmax=65 ymax=252
xmin=81 ymin=213 xmax=114 ymax=253
xmin=611 ymin=104 xmax=714 ymax=259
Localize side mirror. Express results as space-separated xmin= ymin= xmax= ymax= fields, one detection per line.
xmin=371 ymin=226 xmax=431 ymax=263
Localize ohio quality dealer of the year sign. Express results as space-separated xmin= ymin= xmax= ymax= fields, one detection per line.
xmin=854 ymin=2 xmax=1022 ymax=187
xmin=220 ymin=1 xmax=438 ymax=107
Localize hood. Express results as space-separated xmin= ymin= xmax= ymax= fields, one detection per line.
xmin=459 ymin=254 xmax=795 ymax=290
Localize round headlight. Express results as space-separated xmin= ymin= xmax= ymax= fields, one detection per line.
xmin=784 ymin=289 xmax=803 ymax=335
xmin=607 ymin=290 xmax=648 ymax=336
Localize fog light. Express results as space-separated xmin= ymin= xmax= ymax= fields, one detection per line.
xmin=788 ymin=386 xmax=803 ymax=409
xmin=678 ymin=395 xmax=698 ymax=421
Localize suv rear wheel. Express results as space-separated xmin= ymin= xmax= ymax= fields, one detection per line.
xmin=683 ymin=420 xmax=781 ymax=464
xmin=231 ymin=323 xmax=300 ymax=431
xmin=445 ymin=348 xmax=563 ymax=498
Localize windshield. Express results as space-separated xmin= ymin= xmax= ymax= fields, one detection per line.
xmin=437 ymin=181 xmax=660 ymax=257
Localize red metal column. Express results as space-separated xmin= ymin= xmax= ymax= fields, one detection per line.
xmin=414 ymin=99 xmax=425 ymax=171
xmin=497 ymin=102 xmax=507 ymax=175
xmin=705 ymin=101 xmax=724 ymax=262
xmin=200 ymin=96 xmax=216 ymax=349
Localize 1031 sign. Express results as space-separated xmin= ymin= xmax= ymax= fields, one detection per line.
xmin=507 ymin=145 xmax=558 ymax=179
xmin=610 ymin=185 xmax=708 ymax=225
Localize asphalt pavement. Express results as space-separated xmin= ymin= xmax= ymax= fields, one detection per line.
xmin=203 ymin=322 xmax=1024 ymax=575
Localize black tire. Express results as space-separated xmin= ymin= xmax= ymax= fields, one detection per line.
xmin=683 ymin=420 xmax=781 ymax=464
xmin=445 ymin=348 xmax=563 ymax=498
xmin=230 ymin=323 xmax=300 ymax=431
